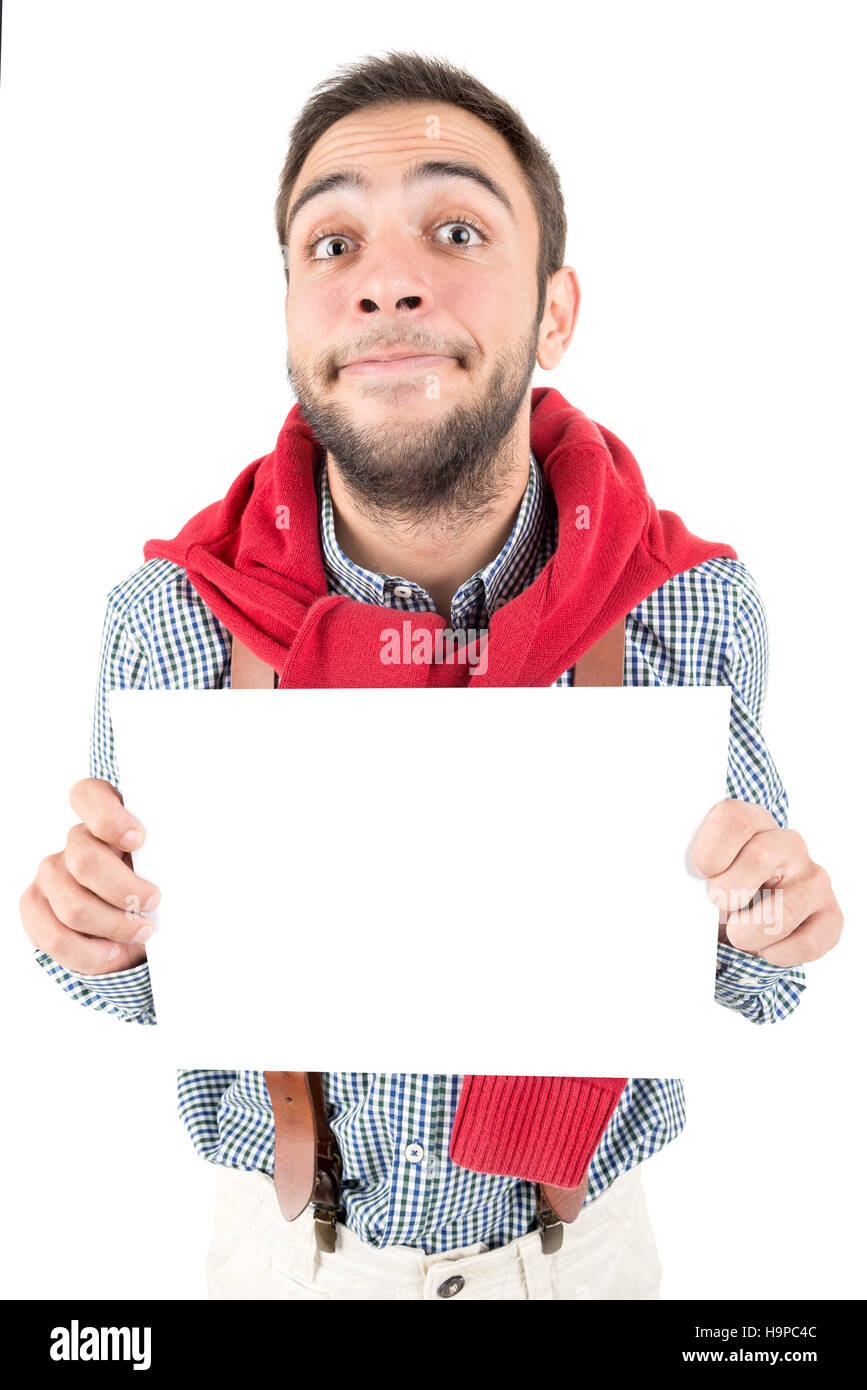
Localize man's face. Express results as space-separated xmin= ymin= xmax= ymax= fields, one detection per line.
xmin=282 ymin=100 xmax=546 ymax=521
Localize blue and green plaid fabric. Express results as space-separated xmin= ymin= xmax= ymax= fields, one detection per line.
xmin=35 ymin=450 xmax=805 ymax=1252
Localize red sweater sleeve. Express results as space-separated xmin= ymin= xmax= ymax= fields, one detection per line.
xmin=449 ymin=1076 xmax=628 ymax=1188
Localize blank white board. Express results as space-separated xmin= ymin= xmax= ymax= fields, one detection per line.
xmin=110 ymin=687 xmax=732 ymax=1073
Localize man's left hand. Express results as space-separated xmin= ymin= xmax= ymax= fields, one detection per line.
xmin=689 ymin=798 xmax=844 ymax=966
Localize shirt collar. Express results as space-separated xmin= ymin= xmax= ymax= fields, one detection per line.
xmin=318 ymin=450 xmax=547 ymax=625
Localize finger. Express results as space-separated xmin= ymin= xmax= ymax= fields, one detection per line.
xmin=40 ymin=853 xmax=155 ymax=947
xmin=721 ymin=870 xmax=819 ymax=954
xmin=753 ymin=903 xmax=845 ymax=967
xmin=705 ymin=828 xmax=809 ymax=916
xmin=20 ymin=883 xmax=148 ymax=974
xmin=689 ymin=798 xmax=779 ymax=878
xmin=69 ymin=777 xmax=145 ymax=852
xmin=64 ymin=822 xmax=160 ymax=913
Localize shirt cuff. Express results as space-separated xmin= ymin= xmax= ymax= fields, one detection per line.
xmin=67 ymin=962 xmax=153 ymax=1009
xmin=35 ymin=948 xmax=154 ymax=1016
xmin=714 ymin=940 xmax=800 ymax=995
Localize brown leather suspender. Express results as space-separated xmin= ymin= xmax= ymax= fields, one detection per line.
xmin=233 ymin=615 xmax=627 ymax=1254
xmin=262 ymin=1072 xmax=345 ymax=1253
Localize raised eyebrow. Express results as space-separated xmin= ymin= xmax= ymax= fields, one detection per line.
xmin=284 ymin=168 xmax=372 ymax=244
xmin=402 ymin=159 xmax=516 ymax=221
xmin=284 ymin=158 xmax=516 ymax=244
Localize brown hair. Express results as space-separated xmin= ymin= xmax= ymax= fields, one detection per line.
xmin=274 ymin=50 xmax=567 ymax=323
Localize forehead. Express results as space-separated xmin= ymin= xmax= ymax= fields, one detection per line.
xmin=290 ymin=100 xmax=534 ymax=214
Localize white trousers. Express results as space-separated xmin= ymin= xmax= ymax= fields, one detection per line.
xmin=205 ymin=1163 xmax=664 ymax=1300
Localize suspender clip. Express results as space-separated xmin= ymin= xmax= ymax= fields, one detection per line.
xmin=534 ymin=1185 xmax=565 ymax=1255
xmin=312 ymin=1204 xmax=342 ymax=1253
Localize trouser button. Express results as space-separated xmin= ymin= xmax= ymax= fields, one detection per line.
xmin=437 ymin=1275 xmax=465 ymax=1298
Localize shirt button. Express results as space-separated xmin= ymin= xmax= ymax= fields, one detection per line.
xmin=393 ymin=585 xmax=413 ymax=599
xmin=404 ymin=1142 xmax=424 ymax=1163
xmin=437 ymin=1275 xmax=465 ymax=1298
xmin=492 ymin=596 xmax=509 ymax=612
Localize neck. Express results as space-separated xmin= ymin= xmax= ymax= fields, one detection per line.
xmin=325 ymin=410 xmax=532 ymax=621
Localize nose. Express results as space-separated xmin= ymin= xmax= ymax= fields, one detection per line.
xmin=349 ymin=231 xmax=434 ymax=319
xmin=360 ymin=293 xmax=421 ymax=314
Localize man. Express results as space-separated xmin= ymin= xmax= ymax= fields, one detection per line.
xmin=19 ymin=51 xmax=843 ymax=1301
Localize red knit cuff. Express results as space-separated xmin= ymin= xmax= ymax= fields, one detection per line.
xmin=448 ymin=1076 xmax=628 ymax=1188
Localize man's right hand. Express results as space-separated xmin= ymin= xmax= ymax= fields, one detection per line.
xmin=19 ymin=778 xmax=160 ymax=975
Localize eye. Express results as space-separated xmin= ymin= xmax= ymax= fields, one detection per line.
xmin=309 ymin=232 xmax=359 ymax=261
xmin=431 ymin=219 xmax=487 ymax=249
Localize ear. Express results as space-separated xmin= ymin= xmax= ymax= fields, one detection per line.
xmin=536 ymin=267 xmax=580 ymax=370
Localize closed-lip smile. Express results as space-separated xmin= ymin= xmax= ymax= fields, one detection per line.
xmin=340 ymin=350 xmax=456 ymax=376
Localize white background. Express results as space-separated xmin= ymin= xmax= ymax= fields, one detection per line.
xmin=1 ymin=0 xmax=864 ymax=1299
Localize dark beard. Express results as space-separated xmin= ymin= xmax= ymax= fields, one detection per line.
xmin=286 ymin=326 xmax=539 ymax=529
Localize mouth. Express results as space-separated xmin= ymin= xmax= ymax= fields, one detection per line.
xmin=339 ymin=353 xmax=457 ymax=378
